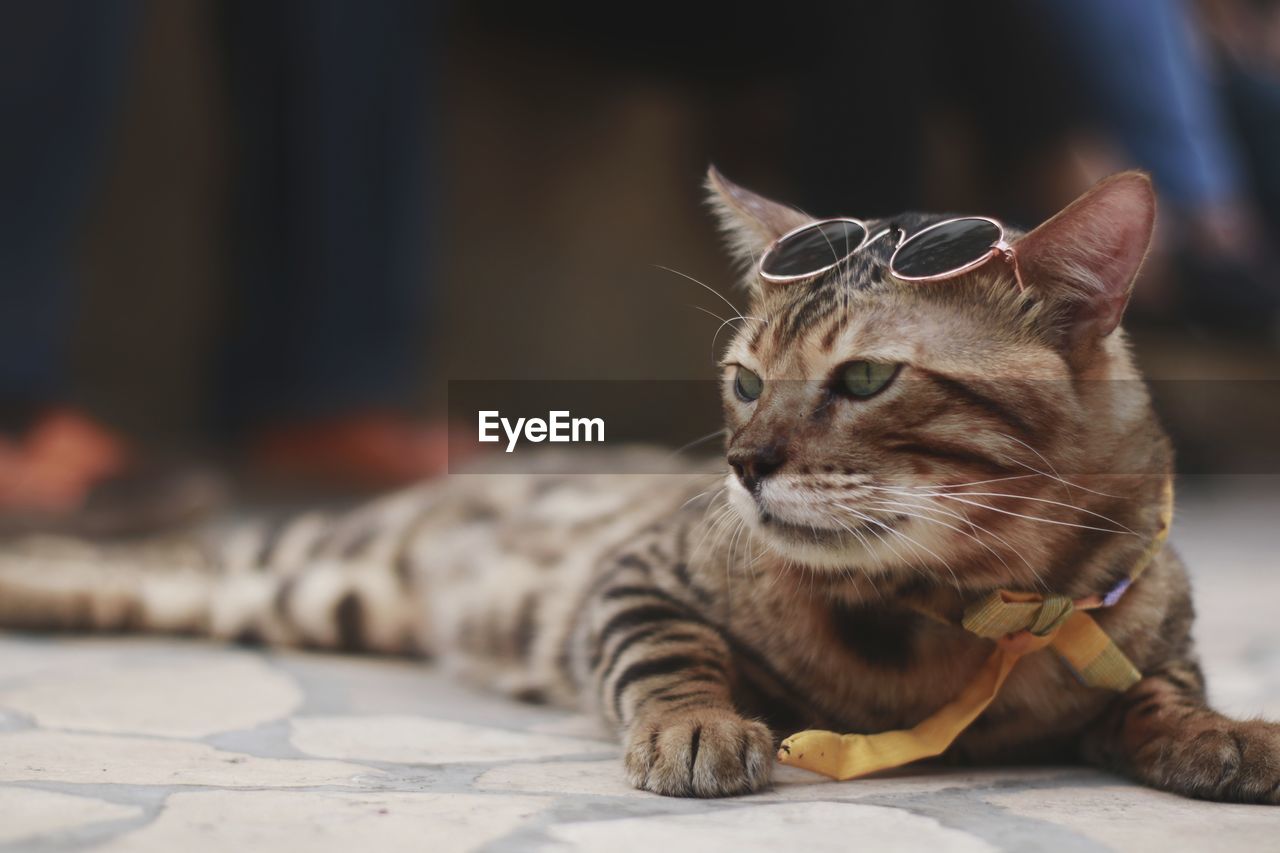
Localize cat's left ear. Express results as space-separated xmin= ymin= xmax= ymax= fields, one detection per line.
xmin=705 ymin=166 xmax=811 ymax=290
xmin=1013 ymin=171 xmax=1156 ymax=359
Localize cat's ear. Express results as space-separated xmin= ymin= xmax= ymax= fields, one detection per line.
xmin=705 ymin=166 xmax=811 ymax=288
xmin=1014 ymin=171 xmax=1156 ymax=358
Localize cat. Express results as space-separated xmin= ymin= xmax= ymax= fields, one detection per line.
xmin=2 ymin=169 xmax=1278 ymax=802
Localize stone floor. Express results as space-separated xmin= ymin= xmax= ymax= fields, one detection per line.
xmin=2 ymin=478 xmax=1279 ymax=851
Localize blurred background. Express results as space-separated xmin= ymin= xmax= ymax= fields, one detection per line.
xmin=2 ymin=0 xmax=1280 ymax=532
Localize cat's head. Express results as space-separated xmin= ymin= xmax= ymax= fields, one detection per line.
xmin=706 ymin=168 xmax=1163 ymax=588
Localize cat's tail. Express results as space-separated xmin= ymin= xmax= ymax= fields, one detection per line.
xmin=0 ymin=508 xmax=429 ymax=656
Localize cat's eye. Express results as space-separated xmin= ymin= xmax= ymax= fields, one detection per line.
xmin=839 ymin=361 xmax=898 ymax=398
xmin=734 ymin=366 xmax=763 ymax=402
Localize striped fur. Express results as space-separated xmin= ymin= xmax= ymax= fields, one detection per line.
xmin=2 ymin=172 xmax=1277 ymax=801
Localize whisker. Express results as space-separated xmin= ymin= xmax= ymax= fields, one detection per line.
xmin=691 ymin=502 xmax=736 ymax=561
xmin=708 ymin=314 xmax=763 ymax=358
xmin=837 ymin=504 xmax=962 ymax=593
xmin=868 ymin=494 xmax=1018 ymax=554
xmin=680 ymin=483 xmax=724 ymax=511
xmin=993 ymin=432 xmax=1075 ymax=499
xmin=862 ymin=495 xmax=1049 ymax=592
xmin=826 ymin=512 xmax=881 ymax=566
xmin=726 ymin=515 xmax=752 ymax=617
xmin=908 ymin=489 xmax=1134 ymax=533
xmin=865 ymin=499 xmax=1011 ymax=570
xmin=687 ymin=303 xmax=733 ymax=326
xmin=653 ymin=264 xmax=747 ymax=321
xmin=667 ymin=430 xmax=727 ymax=463
xmin=867 ymin=493 xmax=979 ymax=530
xmin=834 ymin=511 xmax=902 ymax=566
xmin=821 ymin=512 xmax=886 ymax=602
xmin=922 ymin=494 xmax=1135 ymax=535
xmin=917 ymin=474 xmax=1041 ymax=490
xmin=993 ymin=432 xmax=1126 ymax=499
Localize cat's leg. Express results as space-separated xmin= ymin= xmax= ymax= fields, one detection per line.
xmin=578 ymin=546 xmax=774 ymax=797
xmin=1082 ymin=659 xmax=1280 ymax=804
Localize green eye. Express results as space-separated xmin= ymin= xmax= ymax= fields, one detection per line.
xmin=734 ymin=366 xmax=763 ymax=401
xmin=839 ymin=361 xmax=898 ymax=397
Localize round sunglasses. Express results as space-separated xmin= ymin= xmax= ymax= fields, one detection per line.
xmin=757 ymin=216 xmax=1025 ymax=289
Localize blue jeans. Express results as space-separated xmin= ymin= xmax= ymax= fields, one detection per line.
xmin=0 ymin=0 xmax=436 ymax=428
xmin=1028 ymin=0 xmax=1244 ymax=211
xmin=0 ymin=1 xmax=140 ymax=405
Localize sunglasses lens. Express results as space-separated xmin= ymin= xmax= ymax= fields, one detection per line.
xmin=761 ymin=220 xmax=866 ymax=279
xmin=891 ymin=218 xmax=1002 ymax=280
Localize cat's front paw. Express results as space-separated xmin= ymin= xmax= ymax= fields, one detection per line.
xmin=1145 ymin=719 xmax=1280 ymax=804
xmin=624 ymin=707 xmax=773 ymax=797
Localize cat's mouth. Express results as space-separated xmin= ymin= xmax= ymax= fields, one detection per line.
xmin=726 ymin=475 xmax=911 ymax=566
xmin=756 ymin=509 xmax=900 ymax=545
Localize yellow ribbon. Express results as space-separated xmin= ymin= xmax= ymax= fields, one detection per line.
xmin=777 ymin=478 xmax=1173 ymax=782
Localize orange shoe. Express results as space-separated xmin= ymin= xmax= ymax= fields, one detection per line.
xmin=0 ymin=408 xmax=225 ymax=536
xmin=250 ymin=412 xmax=453 ymax=491
xmin=0 ymin=408 xmax=129 ymax=514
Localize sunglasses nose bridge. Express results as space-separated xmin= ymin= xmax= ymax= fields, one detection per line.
xmin=865 ymin=225 xmax=904 ymax=249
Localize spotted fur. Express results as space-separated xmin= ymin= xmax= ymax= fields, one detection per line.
xmin=2 ymin=171 xmax=1277 ymax=802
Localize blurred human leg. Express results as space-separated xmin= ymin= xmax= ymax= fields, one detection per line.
xmin=219 ymin=0 xmax=444 ymax=485
xmin=1028 ymin=0 xmax=1278 ymax=329
xmin=1030 ymin=0 xmax=1242 ymax=210
xmin=0 ymin=1 xmax=140 ymax=512
xmin=0 ymin=1 xmax=138 ymax=413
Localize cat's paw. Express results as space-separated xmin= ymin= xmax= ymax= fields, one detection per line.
xmin=624 ymin=707 xmax=773 ymax=797
xmin=1146 ymin=719 xmax=1280 ymax=804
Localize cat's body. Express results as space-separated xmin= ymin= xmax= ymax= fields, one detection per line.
xmin=2 ymin=171 xmax=1277 ymax=803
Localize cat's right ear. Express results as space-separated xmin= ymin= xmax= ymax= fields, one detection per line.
xmin=705 ymin=166 xmax=811 ymax=293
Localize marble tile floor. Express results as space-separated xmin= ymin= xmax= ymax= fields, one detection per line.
xmin=1 ymin=478 xmax=1278 ymax=851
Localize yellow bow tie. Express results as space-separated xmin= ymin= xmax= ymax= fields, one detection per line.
xmin=777 ymin=478 xmax=1173 ymax=782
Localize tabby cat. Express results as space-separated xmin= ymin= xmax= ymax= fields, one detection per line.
xmin=2 ymin=170 xmax=1278 ymax=802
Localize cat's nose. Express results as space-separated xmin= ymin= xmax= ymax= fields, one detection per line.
xmin=728 ymin=443 xmax=787 ymax=493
